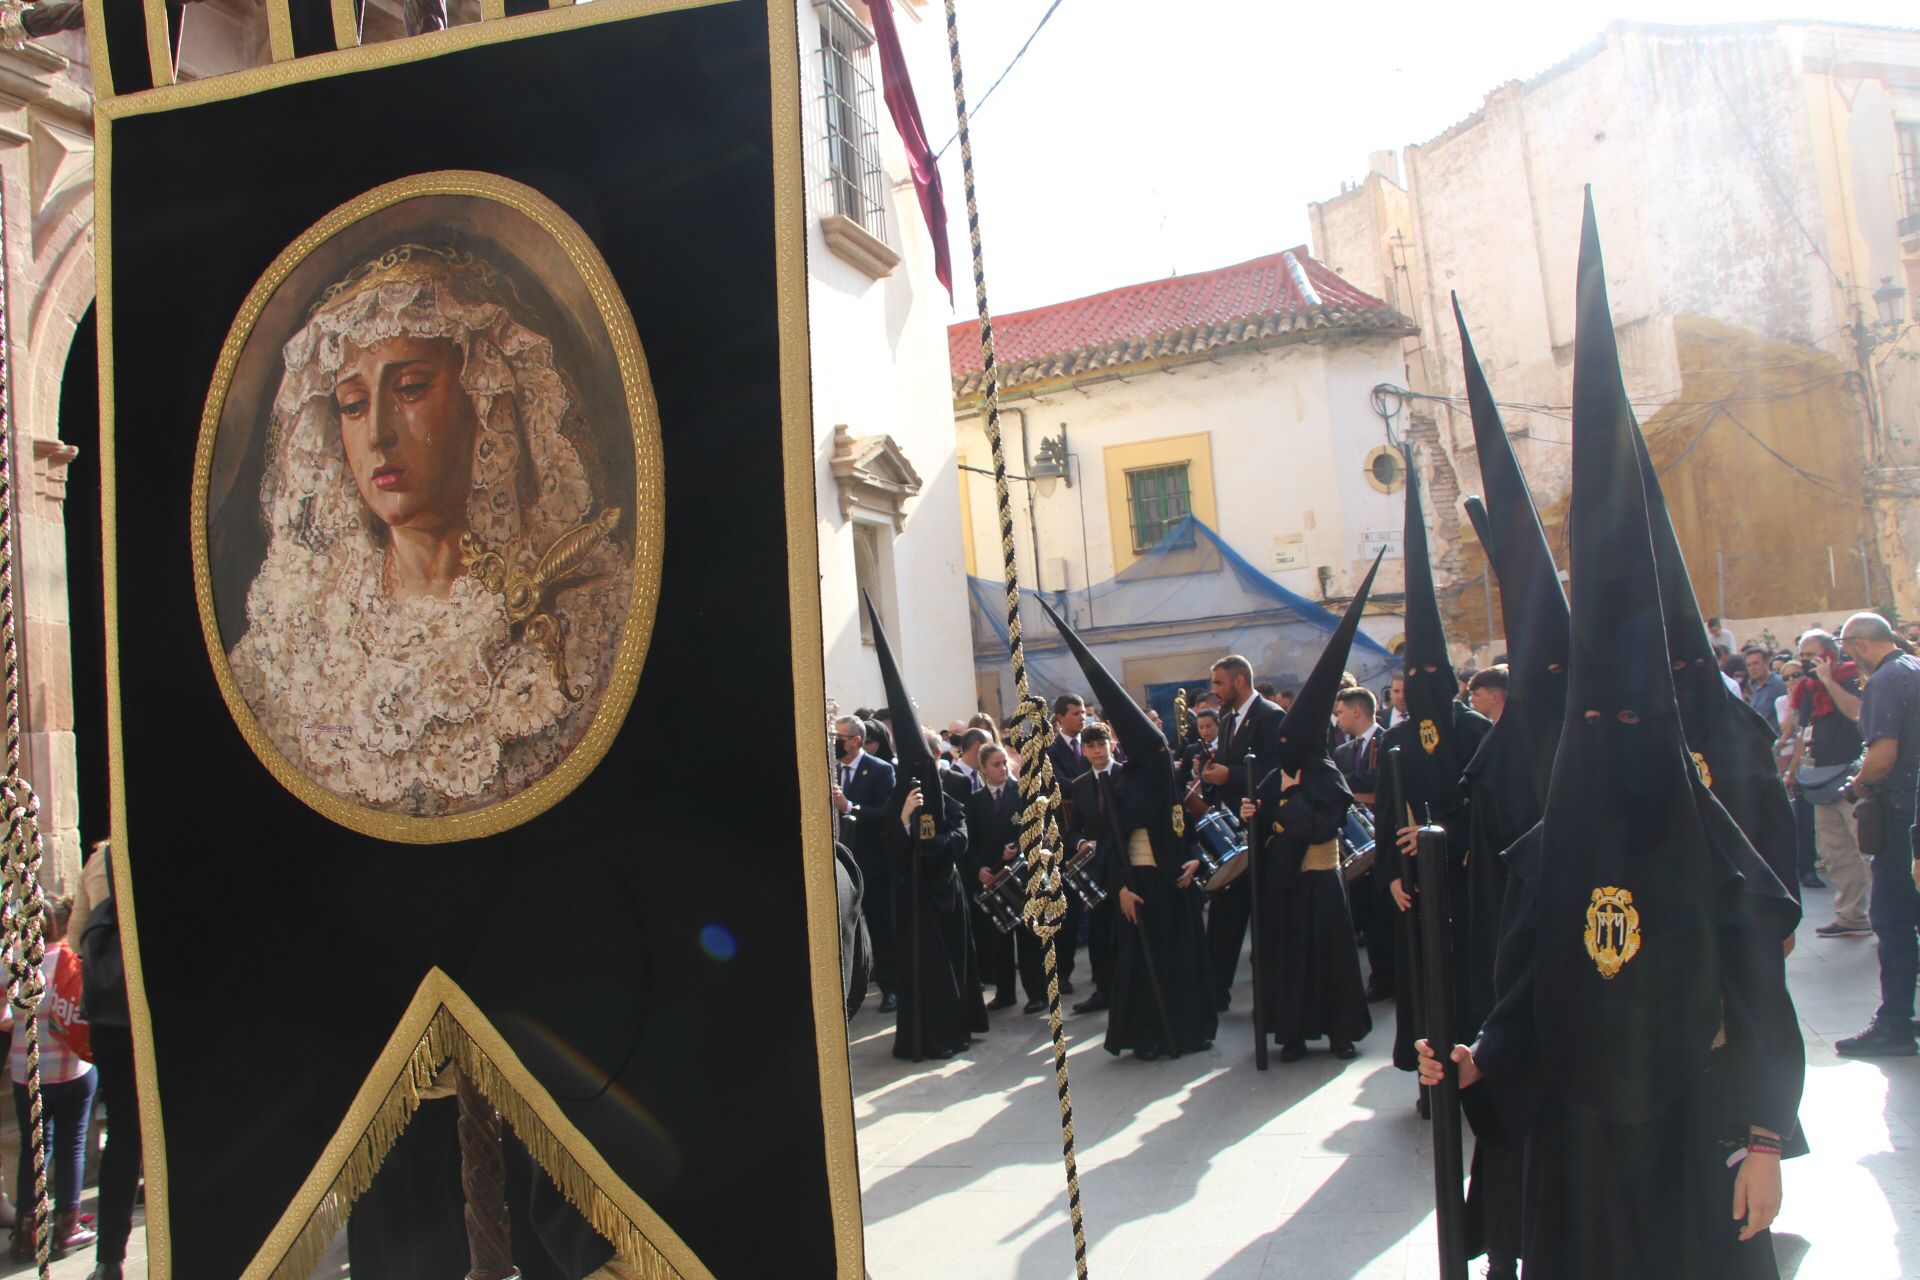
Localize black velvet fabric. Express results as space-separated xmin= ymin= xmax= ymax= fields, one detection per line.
xmin=103 ymin=7 xmax=840 ymax=1276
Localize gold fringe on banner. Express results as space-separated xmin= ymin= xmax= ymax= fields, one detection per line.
xmin=254 ymin=973 xmax=704 ymax=1280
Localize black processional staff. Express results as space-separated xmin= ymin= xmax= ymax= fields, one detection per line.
xmin=1386 ymin=746 xmax=1430 ymax=1119
xmin=1408 ymin=798 xmax=1469 ymax=1279
xmin=1244 ymin=752 xmax=1269 ymax=1071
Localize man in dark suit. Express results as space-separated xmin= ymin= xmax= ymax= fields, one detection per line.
xmin=834 ymin=715 xmax=898 ymax=1011
xmin=1332 ymin=687 xmax=1392 ymax=1001
xmin=1200 ymin=655 xmax=1284 ymax=1010
xmin=1066 ymin=722 xmax=1119 ymax=1013
xmin=1047 ymin=694 xmax=1093 ymax=796
xmin=966 ymin=744 xmax=1026 ymax=1010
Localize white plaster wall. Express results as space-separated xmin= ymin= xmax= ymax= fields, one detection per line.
xmin=798 ymin=0 xmax=975 ymax=723
xmin=955 ymin=338 xmax=1409 ymax=647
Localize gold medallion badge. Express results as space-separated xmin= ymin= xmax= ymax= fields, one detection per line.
xmin=1419 ymin=719 xmax=1440 ymax=755
xmin=1691 ymin=751 xmax=1713 ymax=790
xmin=1584 ymin=886 xmax=1642 ymax=979
xmin=1171 ymin=805 xmax=1186 ymax=838
xmin=918 ymin=813 xmax=936 ymax=842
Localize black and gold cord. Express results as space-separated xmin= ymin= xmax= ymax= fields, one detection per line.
xmin=0 ymin=177 xmax=53 ymax=1279
xmin=943 ymin=3 xmax=1089 ymax=1275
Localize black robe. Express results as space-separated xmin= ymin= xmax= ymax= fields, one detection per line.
xmin=884 ymin=785 xmax=989 ymax=1060
xmin=1372 ymin=701 xmax=1491 ymax=1070
xmin=1460 ymin=717 xmax=1541 ymax=1267
xmin=1096 ymin=762 xmax=1217 ymax=1057
xmin=1248 ymin=759 xmax=1371 ymax=1049
xmin=1469 ymin=828 xmax=1805 ymax=1278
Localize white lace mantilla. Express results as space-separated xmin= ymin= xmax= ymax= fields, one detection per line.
xmin=225 ymin=244 xmax=634 ymax=818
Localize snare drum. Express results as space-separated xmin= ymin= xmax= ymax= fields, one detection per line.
xmin=973 ymin=857 xmax=1029 ymax=933
xmin=1193 ymin=804 xmax=1248 ymax=892
xmin=1339 ymin=807 xmax=1376 ymax=882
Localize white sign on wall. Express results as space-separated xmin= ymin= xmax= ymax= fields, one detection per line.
xmin=1363 ymin=529 xmax=1403 ymax=558
xmin=1272 ymin=533 xmax=1307 ymax=570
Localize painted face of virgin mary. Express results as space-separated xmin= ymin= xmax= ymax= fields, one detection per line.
xmin=333 ymin=334 xmax=480 ymax=534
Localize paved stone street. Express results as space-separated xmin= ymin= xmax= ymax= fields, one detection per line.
xmin=0 ymin=886 xmax=1909 ymax=1279
xmin=853 ymin=883 xmax=1920 ymax=1279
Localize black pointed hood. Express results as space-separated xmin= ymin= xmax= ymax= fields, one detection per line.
xmin=1276 ymin=552 xmax=1384 ymax=770
xmin=865 ymin=592 xmax=951 ymax=832
xmin=1533 ymin=192 xmax=1733 ymax=1123
xmin=1394 ymin=440 xmax=1477 ymax=813
xmin=1036 ymin=596 xmax=1179 ymax=863
xmin=1456 ymin=295 xmax=1570 ymax=813
xmin=1036 ymin=596 xmax=1164 ymax=763
xmin=1629 ymin=400 xmax=1801 ymax=920
xmin=1400 ymin=444 xmax=1451 ymax=679
xmin=1627 ymin=422 xmax=1729 ymax=739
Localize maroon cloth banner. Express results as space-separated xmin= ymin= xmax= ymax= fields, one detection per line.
xmin=869 ymin=0 xmax=952 ymax=301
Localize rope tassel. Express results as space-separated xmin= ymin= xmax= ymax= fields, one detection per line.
xmin=944 ymin=2 xmax=1089 ymax=1274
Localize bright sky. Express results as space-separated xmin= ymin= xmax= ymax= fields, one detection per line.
xmin=930 ymin=2 xmax=1918 ymax=316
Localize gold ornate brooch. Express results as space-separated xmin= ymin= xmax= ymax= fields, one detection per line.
xmin=461 ymin=506 xmax=621 ymax=701
xmin=1584 ymin=885 xmax=1641 ymax=979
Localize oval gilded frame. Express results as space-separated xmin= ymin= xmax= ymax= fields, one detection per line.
xmin=192 ymin=170 xmax=664 ymax=844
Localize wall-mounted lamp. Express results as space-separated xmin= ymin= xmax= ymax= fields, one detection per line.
xmin=1875 ymin=276 xmax=1908 ymax=328
xmin=1029 ymin=425 xmax=1072 ymax=498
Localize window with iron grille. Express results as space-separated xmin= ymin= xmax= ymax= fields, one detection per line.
xmin=1126 ymin=464 xmax=1194 ymax=552
xmin=819 ymin=3 xmax=891 ymax=247
xmin=1899 ymin=121 xmax=1920 ymax=233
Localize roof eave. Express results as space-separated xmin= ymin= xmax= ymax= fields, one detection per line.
xmin=951 ymin=307 xmax=1418 ymax=405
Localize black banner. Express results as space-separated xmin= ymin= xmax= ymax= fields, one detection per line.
xmin=95 ymin=4 xmax=855 ymax=1276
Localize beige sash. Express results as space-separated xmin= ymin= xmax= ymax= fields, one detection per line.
xmin=1127 ymin=829 xmax=1156 ymax=867
xmin=1300 ymin=840 xmax=1340 ymax=873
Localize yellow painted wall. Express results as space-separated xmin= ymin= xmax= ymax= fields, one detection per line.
xmin=1531 ymin=315 xmax=1878 ymax=620
xmin=1101 ymin=432 xmax=1219 ymax=573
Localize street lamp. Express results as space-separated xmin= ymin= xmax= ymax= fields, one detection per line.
xmin=1029 ymin=430 xmax=1072 ymax=498
xmin=1875 ymin=276 xmax=1908 ymax=328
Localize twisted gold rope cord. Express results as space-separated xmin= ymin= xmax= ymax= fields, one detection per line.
xmin=943 ymin=3 xmax=1088 ymax=1274
xmin=0 ymin=175 xmax=54 ymax=1279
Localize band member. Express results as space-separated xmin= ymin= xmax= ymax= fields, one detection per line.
xmin=1201 ymin=655 xmax=1284 ymax=1010
xmin=967 ymin=744 xmax=1024 ymax=1011
xmin=1374 ymin=444 xmax=1492 ymax=1080
xmin=1040 ymin=600 xmax=1216 ymax=1059
xmin=867 ymin=598 xmax=988 ymax=1061
xmin=1453 ymin=296 xmax=1572 ymax=1278
xmin=1333 ymin=688 xmax=1393 ymax=1002
xmin=1420 ymin=196 xmax=1802 ymax=1275
xmin=1047 ymin=694 xmax=1093 ymax=794
xmin=1239 ymin=553 xmax=1384 ymax=1061
xmin=1068 ymin=722 xmax=1119 ymax=1013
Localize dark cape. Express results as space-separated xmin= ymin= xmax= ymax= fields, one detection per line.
xmin=1037 ymin=596 xmax=1216 ymax=1059
xmin=1466 ymin=191 xmax=1803 ymax=1279
xmin=1248 ymin=759 xmax=1371 ymax=1048
xmin=1373 ymin=700 xmax=1490 ymax=1070
xmin=1376 ymin=434 xmax=1493 ymax=1072
xmin=885 ymin=781 xmax=989 ymax=1060
xmin=1093 ymin=761 xmax=1218 ymax=1057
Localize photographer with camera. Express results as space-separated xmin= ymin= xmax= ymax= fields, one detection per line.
xmin=1782 ymin=628 xmax=1869 ymax=937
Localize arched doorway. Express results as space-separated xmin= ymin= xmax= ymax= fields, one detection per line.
xmin=59 ymin=304 xmax=107 ymax=853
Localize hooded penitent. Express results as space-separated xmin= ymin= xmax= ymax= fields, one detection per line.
xmin=865 ymin=591 xmax=952 ymax=835
xmin=1456 ymin=296 xmax=1570 ymax=823
xmin=1396 ymin=442 xmax=1473 ymax=813
xmin=1036 ymin=596 xmax=1180 ymax=866
xmin=1533 ymin=192 xmax=1789 ymax=1122
xmin=1628 ymin=422 xmax=1802 ymax=909
xmin=1274 ymin=551 xmax=1386 ymax=773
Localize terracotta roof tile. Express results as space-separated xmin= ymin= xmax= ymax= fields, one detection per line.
xmin=948 ymin=247 xmax=1414 ymax=398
